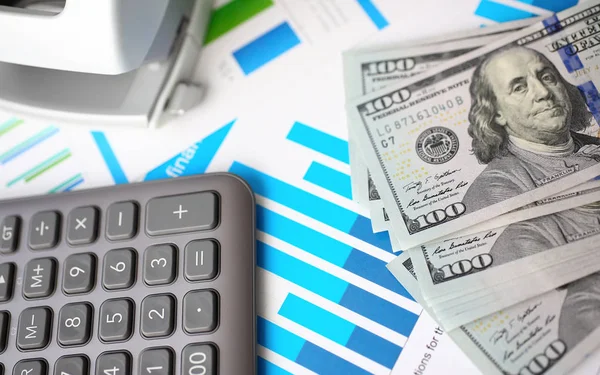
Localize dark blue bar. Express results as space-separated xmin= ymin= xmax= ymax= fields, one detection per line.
xmin=62 ymin=177 xmax=84 ymax=192
xmin=340 ymin=285 xmax=419 ymax=337
xmin=233 ymin=22 xmax=301 ymax=75
xmin=296 ymin=341 xmax=372 ymax=375
xmin=350 ymin=215 xmax=393 ymax=252
xmin=257 ymin=317 xmax=305 ymax=361
xmin=287 ymin=122 xmax=350 ymax=164
xmin=257 ymin=206 xmax=352 ymax=267
xmin=257 ymin=241 xmax=349 ymax=303
xmin=347 ymin=327 xmax=402 ymax=369
xmin=518 ymin=0 xmax=577 ymax=12
xmin=475 ymin=0 xmax=536 ymax=22
xmin=344 ymin=249 xmax=414 ymax=299
xmin=356 ymin=0 xmax=389 ymax=30
xmin=257 ymin=357 xmax=293 ymax=375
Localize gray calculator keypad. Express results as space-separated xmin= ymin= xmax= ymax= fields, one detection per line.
xmin=0 ymin=173 xmax=256 ymax=374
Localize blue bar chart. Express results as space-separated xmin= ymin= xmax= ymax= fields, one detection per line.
xmin=233 ymin=22 xmax=301 ymax=75
xmin=474 ymin=0 xmax=578 ymax=23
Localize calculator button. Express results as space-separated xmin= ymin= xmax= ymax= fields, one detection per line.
xmin=182 ymin=344 xmax=217 ymax=375
xmin=184 ymin=240 xmax=219 ymax=282
xmin=29 ymin=211 xmax=60 ymax=250
xmin=0 ymin=263 xmax=15 ymax=302
xmin=58 ymin=303 xmax=92 ymax=346
xmin=17 ymin=307 xmax=52 ymax=350
xmin=13 ymin=360 xmax=47 ymax=375
xmin=139 ymin=348 xmax=173 ymax=375
xmin=106 ymin=202 xmax=138 ymax=241
xmin=143 ymin=244 xmax=176 ymax=286
xmin=0 ymin=311 xmax=8 ymax=352
xmin=0 ymin=215 xmax=20 ymax=253
xmin=67 ymin=206 xmax=98 ymax=245
xmin=54 ymin=356 xmax=89 ymax=375
xmin=145 ymin=192 xmax=218 ymax=236
xmin=183 ymin=290 xmax=218 ymax=334
xmin=63 ymin=254 xmax=96 ymax=295
xmin=96 ymin=352 xmax=130 ymax=375
xmin=23 ymin=258 xmax=56 ymax=299
xmin=140 ymin=295 xmax=175 ymax=338
xmin=102 ymin=249 xmax=136 ymax=290
xmin=99 ymin=299 xmax=133 ymax=342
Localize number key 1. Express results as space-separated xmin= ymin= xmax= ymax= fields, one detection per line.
xmin=139 ymin=348 xmax=173 ymax=375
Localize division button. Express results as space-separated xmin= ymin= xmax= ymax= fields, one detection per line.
xmin=146 ymin=192 xmax=218 ymax=236
xmin=29 ymin=211 xmax=60 ymax=250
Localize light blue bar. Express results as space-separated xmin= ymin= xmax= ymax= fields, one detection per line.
xmin=278 ymin=294 xmax=354 ymax=345
xmin=257 ymin=357 xmax=293 ymax=375
xmin=144 ymin=120 xmax=234 ymax=181
xmin=287 ymin=122 xmax=349 ymax=164
xmin=356 ymin=0 xmax=389 ymax=30
xmin=517 ymin=0 xmax=576 ymax=12
xmin=257 ymin=205 xmax=352 ymax=267
xmin=304 ymin=162 xmax=352 ymax=199
xmin=258 ymin=317 xmax=305 ymax=361
xmin=229 ymin=162 xmax=357 ymax=231
xmin=91 ymin=132 xmax=128 ymax=184
xmin=233 ymin=22 xmax=301 ymax=75
xmin=257 ymin=241 xmax=348 ymax=303
xmin=475 ymin=0 xmax=536 ymax=22
xmin=62 ymin=177 xmax=84 ymax=192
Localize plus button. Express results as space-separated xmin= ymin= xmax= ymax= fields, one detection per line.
xmin=173 ymin=205 xmax=188 ymax=220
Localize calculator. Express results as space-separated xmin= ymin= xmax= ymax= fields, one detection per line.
xmin=0 ymin=173 xmax=256 ymax=375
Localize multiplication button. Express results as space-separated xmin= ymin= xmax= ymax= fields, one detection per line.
xmin=67 ymin=206 xmax=99 ymax=245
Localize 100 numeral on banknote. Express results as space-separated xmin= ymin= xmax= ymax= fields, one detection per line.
xmin=349 ymin=4 xmax=600 ymax=248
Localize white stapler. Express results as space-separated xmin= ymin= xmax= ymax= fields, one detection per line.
xmin=0 ymin=0 xmax=214 ymax=128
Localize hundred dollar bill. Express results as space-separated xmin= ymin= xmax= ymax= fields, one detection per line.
xmin=387 ymin=252 xmax=600 ymax=375
xmin=345 ymin=23 xmax=537 ymax=210
xmin=349 ymin=3 xmax=600 ymax=249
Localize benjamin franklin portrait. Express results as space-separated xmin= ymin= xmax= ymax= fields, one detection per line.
xmin=462 ymin=45 xmax=600 ymax=211
xmin=458 ymin=45 xmax=600 ymax=262
xmin=460 ymin=46 xmax=600 ymax=346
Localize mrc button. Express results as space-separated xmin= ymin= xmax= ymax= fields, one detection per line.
xmin=145 ymin=192 xmax=218 ymax=236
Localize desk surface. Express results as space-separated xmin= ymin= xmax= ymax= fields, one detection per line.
xmin=1 ymin=1 xmax=597 ymax=374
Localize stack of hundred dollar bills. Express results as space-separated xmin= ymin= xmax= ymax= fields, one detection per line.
xmin=345 ymin=2 xmax=600 ymax=374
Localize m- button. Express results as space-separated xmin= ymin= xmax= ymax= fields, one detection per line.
xmin=146 ymin=192 xmax=218 ymax=236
